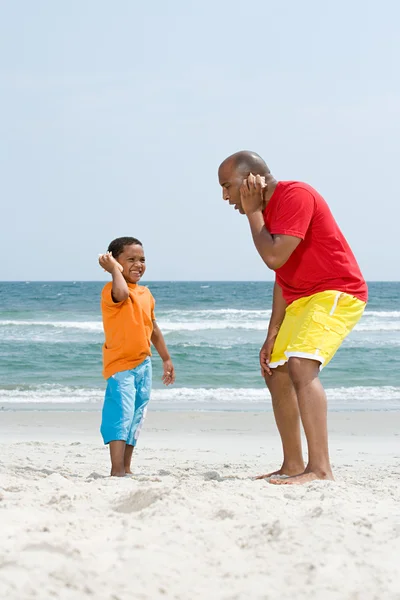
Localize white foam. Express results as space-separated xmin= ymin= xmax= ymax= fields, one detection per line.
xmin=1 ymin=385 xmax=399 ymax=408
xmin=161 ymin=321 xmax=400 ymax=333
xmin=0 ymin=308 xmax=399 ymax=335
xmin=0 ymin=386 xmax=102 ymax=404
xmin=0 ymin=320 xmax=103 ymax=331
xmin=151 ymin=386 xmax=400 ymax=404
xmin=161 ymin=309 xmax=272 ymax=318
xmin=364 ymin=310 xmax=400 ymax=317
xmin=355 ymin=322 xmax=400 ymax=332
xmin=159 ymin=321 xmax=269 ymax=332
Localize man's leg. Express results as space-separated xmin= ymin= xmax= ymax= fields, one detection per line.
xmin=270 ymin=357 xmax=333 ymax=485
xmin=256 ymin=363 xmax=304 ymax=479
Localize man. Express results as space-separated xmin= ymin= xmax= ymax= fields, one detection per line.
xmin=218 ymin=151 xmax=367 ymax=485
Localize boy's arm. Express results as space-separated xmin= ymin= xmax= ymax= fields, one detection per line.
xmin=151 ymin=321 xmax=175 ymax=385
xmin=98 ymin=253 xmax=129 ymax=302
xmin=260 ymin=282 xmax=287 ymax=377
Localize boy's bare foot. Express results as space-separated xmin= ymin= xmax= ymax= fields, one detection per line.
xmin=110 ymin=470 xmax=126 ymax=477
xmin=123 ymin=445 xmax=134 ymax=475
xmin=269 ymin=469 xmax=334 ymax=485
xmin=254 ymin=462 xmax=305 ymax=480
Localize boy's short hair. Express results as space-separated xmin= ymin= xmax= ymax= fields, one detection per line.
xmin=108 ymin=237 xmax=142 ymax=258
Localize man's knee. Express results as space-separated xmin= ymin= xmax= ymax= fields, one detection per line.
xmin=265 ymin=363 xmax=291 ymax=393
xmin=287 ymin=357 xmax=320 ymax=389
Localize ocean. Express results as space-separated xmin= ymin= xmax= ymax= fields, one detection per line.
xmin=0 ymin=281 xmax=399 ymax=412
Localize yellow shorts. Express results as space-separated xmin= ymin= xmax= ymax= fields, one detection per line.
xmin=269 ymin=290 xmax=366 ymax=369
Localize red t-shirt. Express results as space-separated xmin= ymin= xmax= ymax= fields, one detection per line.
xmin=263 ymin=181 xmax=368 ymax=305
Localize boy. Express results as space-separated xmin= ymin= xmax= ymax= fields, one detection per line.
xmin=98 ymin=236 xmax=175 ymax=477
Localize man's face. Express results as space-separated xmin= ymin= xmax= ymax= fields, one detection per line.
xmin=117 ymin=244 xmax=146 ymax=284
xmin=218 ymin=165 xmax=245 ymax=214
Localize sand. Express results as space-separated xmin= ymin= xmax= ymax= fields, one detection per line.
xmin=0 ymin=410 xmax=399 ymax=600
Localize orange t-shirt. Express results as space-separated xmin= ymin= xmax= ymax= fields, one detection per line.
xmin=101 ymin=282 xmax=155 ymax=379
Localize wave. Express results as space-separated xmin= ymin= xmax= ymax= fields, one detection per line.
xmin=0 ymin=320 xmax=103 ymax=331
xmin=159 ymin=321 xmax=268 ymax=332
xmin=355 ymin=323 xmax=400 ymax=332
xmin=170 ymin=309 xmax=396 ymax=322
xmin=160 ymin=309 xmax=272 ymax=318
xmin=1 ymin=308 xmax=400 ymax=335
xmin=363 ymin=311 xmax=400 ymax=317
xmin=160 ymin=321 xmax=400 ymax=333
xmin=1 ymin=385 xmax=399 ymax=409
xmin=155 ymin=386 xmax=400 ymax=404
xmin=0 ymin=309 xmax=398 ymax=324
xmin=0 ymin=318 xmax=267 ymax=332
xmin=0 ymin=386 xmax=102 ymax=404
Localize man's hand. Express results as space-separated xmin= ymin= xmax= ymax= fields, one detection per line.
xmin=162 ymin=359 xmax=175 ymax=386
xmin=259 ymin=336 xmax=277 ymax=377
xmin=240 ymin=173 xmax=267 ymax=215
xmin=98 ymin=252 xmax=123 ymax=274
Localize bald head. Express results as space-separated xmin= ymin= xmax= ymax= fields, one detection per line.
xmin=218 ymin=150 xmax=271 ymax=213
xmin=218 ymin=151 xmax=270 ymax=180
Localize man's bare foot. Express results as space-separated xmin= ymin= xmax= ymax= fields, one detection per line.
xmin=124 ymin=469 xmax=133 ymax=475
xmin=110 ymin=470 xmax=126 ymax=477
xmin=269 ymin=470 xmax=334 ymax=485
xmin=254 ymin=463 xmax=305 ymax=480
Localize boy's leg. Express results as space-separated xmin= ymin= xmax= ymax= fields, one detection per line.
xmin=109 ymin=441 xmax=126 ymax=477
xmin=124 ymin=445 xmax=134 ymax=475
xmin=100 ymin=370 xmax=136 ymax=477
xmin=126 ymin=359 xmax=152 ymax=464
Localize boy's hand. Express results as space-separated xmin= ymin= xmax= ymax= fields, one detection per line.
xmin=162 ymin=359 xmax=175 ymax=386
xmin=98 ymin=252 xmax=123 ymax=274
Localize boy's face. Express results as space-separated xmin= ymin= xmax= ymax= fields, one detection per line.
xmin=116 ymin=244 xmax=146 ymax=284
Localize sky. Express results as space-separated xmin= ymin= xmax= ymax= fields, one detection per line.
xmin=0 ymin=0 xmax=399 ymax=281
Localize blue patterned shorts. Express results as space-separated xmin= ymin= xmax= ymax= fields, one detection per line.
xmin=100 ymin=358 xmax=152 ymax=446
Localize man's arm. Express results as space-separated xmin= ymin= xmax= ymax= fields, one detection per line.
xmin=267 ymin=281 xmax=288 ymax=340
xmin=151 ymin=322 xmax=175 ymax=385
xmin=239 ymin=174 xmax=314 ymax=271
xmin=260 ymin=282 xmax=288 ymax=376
xmin=246 ymin=211 xmax=301 ymax=270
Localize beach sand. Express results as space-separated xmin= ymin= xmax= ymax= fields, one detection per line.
xmin=0 ymin=410 xmax=399 ymax=600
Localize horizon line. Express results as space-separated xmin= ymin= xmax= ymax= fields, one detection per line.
xmin=0 ymin=280 xmax=399 ymax=284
